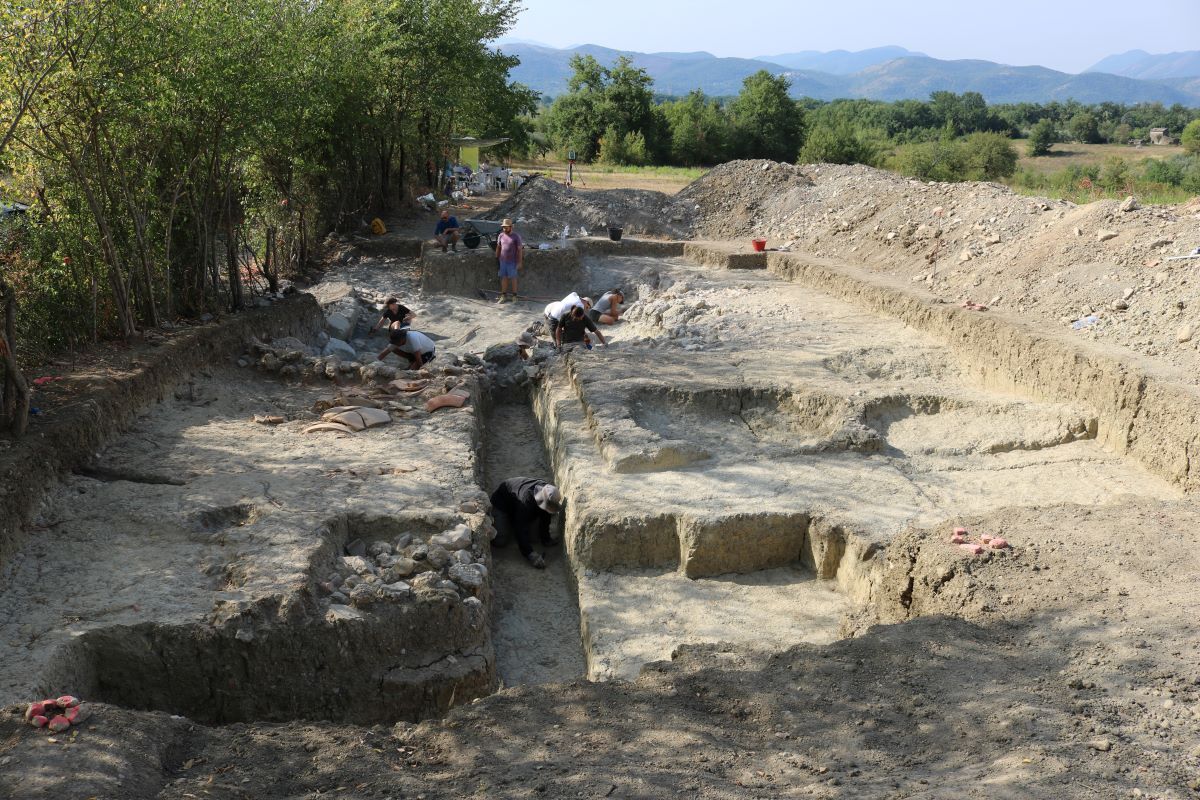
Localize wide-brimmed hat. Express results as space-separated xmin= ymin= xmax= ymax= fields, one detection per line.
xmin=536 ymin=484 xmax=562 ymax=514
xmin=501 ymin=218 xmax=514 ymax=227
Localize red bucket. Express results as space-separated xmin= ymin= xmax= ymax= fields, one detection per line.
xmin=751 ymin=238 xmax=767 ymax=252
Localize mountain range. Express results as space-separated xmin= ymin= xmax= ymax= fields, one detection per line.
xmin=1085 ymin=50 xmax=1200 ymax=81
xmin=498 ymin=43 xmax=1200 ymax=105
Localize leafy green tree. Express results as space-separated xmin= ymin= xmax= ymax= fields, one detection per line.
xmin=960 ymin=132 xmax=1018 ymax=179
xmin=728 ymin=71 xmax=805 ymax=162
xmin=543 ymin=54 xmax=661 ymax=163
xmin=929 ymin=91 xmax=996 ymax=135
xmin=1027 ymin=118 xmax=1057 ymax=156
xmin=661 ymin=91 xmax=729 ymax=166
xmin=1069 ymin=112 xmax=1102 ymax=144
xmin=1182 ymin=120 xmax=1200 ymax=155
xmin=799 ymin=121 xmax=885 ymax=166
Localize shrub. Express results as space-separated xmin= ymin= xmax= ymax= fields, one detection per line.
xmin=1183 ymin=120 xmax=1200 ymax=155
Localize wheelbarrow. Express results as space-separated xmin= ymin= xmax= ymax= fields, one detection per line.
xmin=462 ymin=219 xmax=503 ymax=250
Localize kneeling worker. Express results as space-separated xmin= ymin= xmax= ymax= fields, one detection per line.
xmin=377 ymin=327 xmax=436 ymax=370
xmin=369 ymin=297 xmax=414 ymax=335
xmin=489 ymin=477 xmax=563 ymax=569
xmin=556 ymin=303 xmax=607 ymax=350
xmin=588 ymin=289 xmax=624 ymax=325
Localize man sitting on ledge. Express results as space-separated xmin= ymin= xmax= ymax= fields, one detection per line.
xmin=434 ymin=210 xmax=460 ymax=253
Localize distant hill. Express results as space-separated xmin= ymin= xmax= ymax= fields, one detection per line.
xmin=1085 ymin=50 xmax=1200 ymax=80
xmin=500 ymin=43 xmax=787 ymax=97
xmin=840 ymin=57 xmax=1200 ymax=104
xmin=501 ymin=43 xmax=1200 ymax=105
xmin=754 ymin=46 xmax=924 ymax=74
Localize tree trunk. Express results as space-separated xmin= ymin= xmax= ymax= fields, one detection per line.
xmin=264 ymin=226 xmax=278 ymax=294
xmin=0 ymin=281 xmax=30 ymax=438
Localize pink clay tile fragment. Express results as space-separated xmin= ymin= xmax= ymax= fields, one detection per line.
xmin=950 ymin=534 xmax=966 ymax=544
xmin=47 ymin=715 xmax=70 ymax=732
xmin=24 ymin=701 xmax=46 ymax=721
xmin=56 ymin=695 xmax=79 ymax=709
xmin=953 ymin=527 xmax=968 ymax=536
xmin=990 ymin=538 xmax=1009 ymax=549
xmin=959 ymin=543 xmax=985 ymax=555
xmin=981 ymin=535 xmax=993 ymax=544
xmin=29 ymin=715 xmax=48 ymax=728
xmin=425 ymin=393 xmax=467 ymax=413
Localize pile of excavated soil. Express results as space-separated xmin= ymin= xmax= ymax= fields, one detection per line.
xmin=485 ymin=176 xmax=691 ymax=240
xmin=725 ymin=162 xmax=1200 ymax=382
xmin=674 ymin=159 xmax=815 ymax=239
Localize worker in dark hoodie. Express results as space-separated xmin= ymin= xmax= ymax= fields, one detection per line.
xmin=489 ymin=477 xmax=563 ymax=569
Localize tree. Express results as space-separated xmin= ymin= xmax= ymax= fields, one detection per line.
xmin=1027 ymin=118 xmax=1057 ymax=156
xmin=1069 ymin=112 xmax=1102 ymax=144
xmin=1183 ymin=119 xmax=1200 ymax=155
xmin=543 ymin=55 xmax=661 ymax=163
xmin=799 ymin=121 xmax=884 ymax=166
xmin=661 ymin=91 xmax=729 ymax=166
xmin=929 ymin=91 xmax=996 ymax=136
xmin=728 ymin=71 xmax=805 ymax=162
xmin=961 ymin=132 xmax=1018 ymax=179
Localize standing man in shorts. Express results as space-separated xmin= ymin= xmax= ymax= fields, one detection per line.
xmin=494 ymin=218 xmax=523 ymax=303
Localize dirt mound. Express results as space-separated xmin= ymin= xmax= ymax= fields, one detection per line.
xmin=485 ymin=176 xmax=689 ymax=240
xmin=737 ymin=162 xmax=1200 ymax=382
xmin=675 ymin=159 xmax=815 ymax=239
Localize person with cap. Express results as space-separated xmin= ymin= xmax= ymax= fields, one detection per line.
xmin=489 ymin=477 xmax=563 ymax=569
xmin=515 ymin=330 xmax=537 ymax=361
xmin=369 ymin=297 xmax=414 ymax=336
xmin=542 ymin=291 xmax=590 ymax=339
xmin=376 ymin=327 xmax=436 ymax=370
xmin=494 ymin=218 xmax=524 ymax=303
xmin=588 ymin=289 xmax=625 ymax=325
xmin=434 ymin=210 xmax=460 ymax=252
xmin=556 ymin=303 xmax=607 ymax=351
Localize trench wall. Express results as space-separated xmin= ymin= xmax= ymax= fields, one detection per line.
xmin=419 ymin=244 xmax=583 ymax=296
xmin=752 ymin=250 xmax=1200 ymax=493
xmin=652 ymin=241 xmax=1200 ymax=493
xmin=528 ymin=356 xmax=880 ymax=602
xmin=0 ymin=296 xmax=324 ymax=571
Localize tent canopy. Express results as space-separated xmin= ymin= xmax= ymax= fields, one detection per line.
xmin=450 ymin=136 xmax=510 ymax=149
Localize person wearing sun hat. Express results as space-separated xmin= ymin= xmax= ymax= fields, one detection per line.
xmin=515 ymin=330 xmax=537 ymax=360
xmin=494 ymin=218 xmax=524 ymax=303
xmin=489 ymin=476 xmax=563 ymax=569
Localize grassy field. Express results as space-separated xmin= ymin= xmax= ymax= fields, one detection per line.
xmin=511 ymin=159 xmax=703 ymax=194
xmin=1016 ymin=142 xmax=1185 ymax=175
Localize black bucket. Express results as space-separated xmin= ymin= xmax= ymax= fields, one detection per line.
xmin=608 ymin=226 xmax=623 ymax=242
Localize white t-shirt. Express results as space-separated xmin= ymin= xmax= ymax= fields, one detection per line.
xmin=395 ymin=330 xmax=435 ymax=354
xmin=544 ymin=292 xmax=583 ymax=321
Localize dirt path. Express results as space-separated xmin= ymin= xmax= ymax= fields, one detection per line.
xmin=483 ymin=401 xmax=587 ymax=686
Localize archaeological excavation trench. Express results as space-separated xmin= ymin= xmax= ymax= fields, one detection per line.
xmin=0 ymin=234 xmax=1190 ymax=741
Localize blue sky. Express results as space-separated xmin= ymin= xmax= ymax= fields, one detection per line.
xmin=505 ymin=0 xmax=1200 ymax=73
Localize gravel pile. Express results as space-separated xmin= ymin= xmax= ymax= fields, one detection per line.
xmin=485 ymin=176 xmax=690 ymax=239
xmin=676 ymin=159 xmax=815 ymax=239
xmin=740 ymin=162 xmax=1200 ymax=381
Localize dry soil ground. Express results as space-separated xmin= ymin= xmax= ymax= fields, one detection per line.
xmin=1 ymin=165 xmax=1200 ymax=800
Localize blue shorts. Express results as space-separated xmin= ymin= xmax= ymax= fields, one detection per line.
xmin=498 ymin=260 xmax=518 ymax=278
